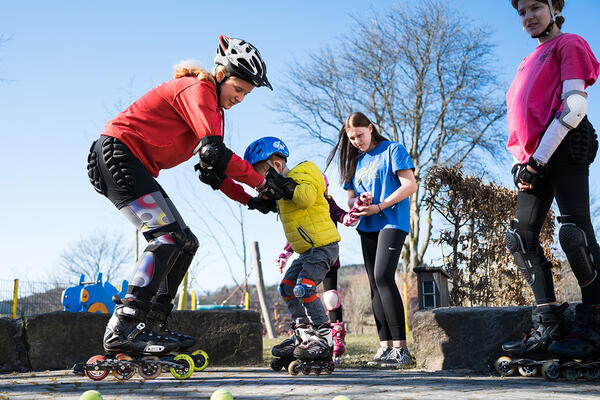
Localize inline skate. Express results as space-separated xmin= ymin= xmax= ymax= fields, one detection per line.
xmin=288 ymin=323 xmax=335 ymax=376
xmin=541 ymin=304 xmax=600 ymax=381
xmin=270 ymin=334 xmax=296 ymax=372
xmin=147 ymin=301 xmax=209 ymax=372
xmin=332 ymin=321 xmax=346 ymax=363
xmin=495 ymin=303 xmax=567 ymax=377
xmin=73 ymin=297 xmax=195 ymax=380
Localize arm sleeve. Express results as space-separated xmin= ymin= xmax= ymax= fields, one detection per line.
xmin=223 ymin=153 xmax=265 ymax=188
xmin=559 ymin=36 xmax=600 ymax=87
xmin=326 ymin=195 xmax=347 ymax=223
xmin=219 ymin=177 xmax=252 ymax=205
xmin=289 ymin=166 xmax=319 ymax=209
xmin=532 ymin=79 xmax=586 ymax=163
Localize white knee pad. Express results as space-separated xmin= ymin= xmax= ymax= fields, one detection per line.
xmin=323 ymin=289 xmax=341 ymax=311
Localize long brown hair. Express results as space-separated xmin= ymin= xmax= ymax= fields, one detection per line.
xmin=326 ymin=112 xmax=389 ymax=185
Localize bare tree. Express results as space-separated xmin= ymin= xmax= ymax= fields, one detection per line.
xmin=56 ymin=232 xmax=131 ymax=282
xmin=274 ymin=0 xmax=506 ymax=272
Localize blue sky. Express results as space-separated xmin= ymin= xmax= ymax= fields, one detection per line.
xmin=1 ymin=1 xmax=599 ymax=297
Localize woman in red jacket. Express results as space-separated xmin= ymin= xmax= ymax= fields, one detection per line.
xmin=87 ymin=36 xmax=280 ymax=355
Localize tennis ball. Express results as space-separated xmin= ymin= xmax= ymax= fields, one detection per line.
xmin=332 ymin=396 xmax=351 ymax=400
xmin=210 ymin=389 xmax=234 ymax=400
xmin=80 ymin=390 xmax=103 ymax=400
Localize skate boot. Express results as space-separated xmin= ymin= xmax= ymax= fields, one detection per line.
xmin=332 ymin=321 xmax=346 ymax=363
xmin=147 ymin=302 xmax=197 ymax=350
xmin=542 ymin=304 xmax=600 ymax=381
xmin=289 ymin=323 xmax=335 ymax=375
xmin=103 ymin=297 xmax=179 ymax=355
xmin=495 ymin=302 xmax=568 ymax=377
xmin=270 ymin=322 xmax=298 ymax=372
xmin=147 ymin=301 xmax=209 ymax=372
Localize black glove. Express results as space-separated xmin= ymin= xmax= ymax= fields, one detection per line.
xmin=511 ymin=159 xmax=545 ymax=188
xmin=194 ymin=162 xmax=226 ymax=190
xmin=258 ymin=167 xmax=298 ymax=201
xmin=247 ymin=196 xmax=277 ymax=214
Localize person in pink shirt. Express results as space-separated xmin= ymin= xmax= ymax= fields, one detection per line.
xmin=501 ymin=0 xmax=600 ymax=372
xmin=86 ymin=36 xmax=288 ymax=358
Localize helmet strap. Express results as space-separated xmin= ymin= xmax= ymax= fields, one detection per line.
xmin=213 ymin=71 xmax=230 ymax=108
xmin=531 ymin=0 xmax=559 ymax=39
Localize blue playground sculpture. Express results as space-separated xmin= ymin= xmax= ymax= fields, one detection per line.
xmin=61 ymin=273 xmax=128 ymax=314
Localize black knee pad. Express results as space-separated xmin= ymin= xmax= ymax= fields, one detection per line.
xmin=172 ymin=228 xmax=199 ymax=257
xmin=559 ymin=221 xmax=598 ymax=287
xmin=101 ymin=136 xmax=135 ymax=190
xmin=87 ymin=140 xmax=106 ymax=195
xmin=505 ymin=227 xmax=555 ymax=303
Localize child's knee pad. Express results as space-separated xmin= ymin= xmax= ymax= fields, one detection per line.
xmin=293 ymin=276 xmax=318 ymax=303
xmin=323 ymin=289 xmax=341 ymax=311
xmin=278 ymin=278 xmax=295 ymax=301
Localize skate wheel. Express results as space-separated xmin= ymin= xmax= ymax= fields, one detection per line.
xmin=313 ymin=367 xmax=322 ymax=375
xmin=561 ymin=367 xmax=581 ymax=381
xmin=494 ymin=356 xmax=515 ymax=377
xmin=85 ymin=355 xmax=109 ymax=381
xmin=324 ymin=360 xmax=335 ymax=375
xmin=288 ymin=360 xmax=301 ymax=376
xmin=301 ymin=364 xmax=311 ymax=375
xmin=583 ymin=368 xmax=600 ymax=381
xmin=541 ymin=360 xmax=560 ymax=381
xmin=517 ymin=364 xmax=539 ymax=377
xmin=138 ymin=356 xmax=161 ymax=380
xmin=270 ymin=359 xmax=283 ymax=372
xmin=191 ymin=349 xmax=209 ymax=372
xmin=170 ymin=353 xmax=194 ymax=380
xmin=112 ymin=354 xmax=136 ymax=380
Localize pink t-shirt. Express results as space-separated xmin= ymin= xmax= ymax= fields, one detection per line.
xmin=506 ymin=33 xmax=599 ymax=163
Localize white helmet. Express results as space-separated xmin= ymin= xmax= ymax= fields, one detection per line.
xmin=214 ymin=35 xmax=272 ymax=90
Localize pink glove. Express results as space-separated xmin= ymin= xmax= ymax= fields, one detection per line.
xmin=275 ymin=243 xmax=294 ymax=272
xmin=342 ymin=212 xmax=359 ymax=227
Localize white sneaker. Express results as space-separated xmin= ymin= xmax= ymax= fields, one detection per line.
xmin=381 ymin=347 xmax=414 ymax=367
xmin=366 ymin=346 xmax=392 ymax=366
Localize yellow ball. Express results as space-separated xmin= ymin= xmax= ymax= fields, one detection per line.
xmin=210 ymin=389 xmax=234 ymax=400
xmin=332 ymin=396 xmax=351 ymax=400
xmin=80 ymin=390 xmax=103 ymax=400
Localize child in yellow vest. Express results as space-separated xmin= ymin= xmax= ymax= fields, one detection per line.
xmin=244 ymin=136 xmax=340 ymax=364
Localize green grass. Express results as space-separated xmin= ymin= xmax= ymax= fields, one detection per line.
xmin=263 ymin=331 xmax=414 ymax=369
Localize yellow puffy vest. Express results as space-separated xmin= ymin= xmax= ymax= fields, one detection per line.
xmin=277 ymin=161 xmax=341 ymax=254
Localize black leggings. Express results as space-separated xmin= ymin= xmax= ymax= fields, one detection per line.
xmin=323 ymin=260 xmax=342 ymax=322
xmin=513 ymin=117 xmax=600 ymax=305
xmin=359 ymin=228 xmax=407 ymax=341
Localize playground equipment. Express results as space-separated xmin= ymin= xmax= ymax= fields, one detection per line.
xmin=61 ymin=273 xmax=128 ymax=314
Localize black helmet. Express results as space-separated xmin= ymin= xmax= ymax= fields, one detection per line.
xmin=214 ymin=35 xmax=272 ymax=90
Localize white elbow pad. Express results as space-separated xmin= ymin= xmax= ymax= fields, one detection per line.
xmin=559 ymin=90 xmax=588 ymax=130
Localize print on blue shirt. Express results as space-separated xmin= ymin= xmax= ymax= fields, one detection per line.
xmin=343 ymin=141 xmax=414 ymax=233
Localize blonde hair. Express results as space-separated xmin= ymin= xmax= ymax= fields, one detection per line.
xmin=172 ymin=60 xmax=222 ymax=84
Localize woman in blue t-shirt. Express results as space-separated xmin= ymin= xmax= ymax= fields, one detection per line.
xmin=327 ymin=112 xmax=417 ymax=367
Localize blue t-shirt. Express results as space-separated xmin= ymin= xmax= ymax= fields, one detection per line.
xmin=343 ymin=140 xmax=415 ymax=233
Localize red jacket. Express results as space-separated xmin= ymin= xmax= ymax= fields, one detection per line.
xmin=101 ymin=77 xmax=262 ymax=204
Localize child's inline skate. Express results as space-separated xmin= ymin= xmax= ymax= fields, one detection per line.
xmin=147 ymin=301 xmax=209 ymax=372
xmin=73 ymin=297 xmax=195 ymax=380
xmin=541 ymin=304 xmax=600 ymax=381
xmin=495 ymin=303 xmax=567 ymax=377
xmin=270 ymin=334 xmax=296 ymax=372
xmin=332 ymin=321 xmax=346 ymax=363
xmin=288 ymin=323 xmax=335 ymax=376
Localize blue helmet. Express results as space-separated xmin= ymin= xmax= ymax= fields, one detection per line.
xmin=244 ymin=137 xmax=289 ymax=166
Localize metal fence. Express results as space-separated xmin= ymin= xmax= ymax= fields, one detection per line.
xmin=0 ymin=279 xmax=69 ymax=318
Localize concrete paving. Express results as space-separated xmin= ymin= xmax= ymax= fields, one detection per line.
xmin=0 ymin=367 xmax=598 ymax=400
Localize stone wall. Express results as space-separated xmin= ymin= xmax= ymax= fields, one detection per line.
xmin=0 ymin=309 xmax=262 ymax=372
xmin=412 ymin=305 xmax=576 ymax=372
